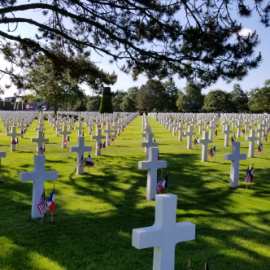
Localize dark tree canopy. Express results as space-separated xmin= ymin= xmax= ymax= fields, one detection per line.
xmin=248 ymin=80 xmax=270 ymax=113
xmin=99 ymin=87 xmax=113 ymax=113
xmin=176 ymin=82 xmax=204 ymax=112
xmin=0 ymin=0 xmax=267 ymax=89
xmin=87 ymin=96 xmax=101 ymax=111
xmin=120 ymin=86 xmax=139 ymax=112
xmin=162 ymin=80 xmax=179 ymax=112
xmin=230 ymin=83 xmax=249 ymax=112
xmin=137 ymin=80 xmax=166 ymax=112
xmin=26 ymin=56 xmax=85 ymax=113
xmin=112 ymin=90 xmax=127 ymax=111
xmin=202 ymin=89 xmax=235 ymax=112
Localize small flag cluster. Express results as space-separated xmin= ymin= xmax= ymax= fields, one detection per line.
xmin=10 ymin=138 xmax=19 ymax=145
xmin=193 ymin=137 xmax=199 ymax=145
xmin=245 ymin=166 xmax=253 ymax=184
xmin=257 ymin=144 xmax=263 ymax=153
xmin=97 ymin=142 xmax=106 ymax=150
xmin=208 ymin=146 xmax=216 ymax=158
xmin=230 ymin=135 xmax=236 ymax=143
xmin=156 ymin=175 xmax=168 ymax=194
xmin=37 ymin=145 xmax=46 ymax=155
xmin=63 ymin=136 xmax=70 ymax=143
xmin=37 ymin=189 xmax=55 ymax=215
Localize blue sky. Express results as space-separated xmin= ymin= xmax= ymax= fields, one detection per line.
xmin=0 ymin=3 xmax=269 ymax=97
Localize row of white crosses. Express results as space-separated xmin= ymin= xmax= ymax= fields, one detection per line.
xmin=69 ymin=113 xmax=139 ymax=172
xmin=135 ymin=115 xmax=196 ymax=270
xmin=150 ymin=114 xmax=262 ymax=190
xmin=18 ymin=112 xmax=139 ymax=219
xmin=140 ymin=114 xmax=269 ymax=270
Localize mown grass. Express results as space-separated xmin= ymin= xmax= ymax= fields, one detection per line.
xmin=0 ymin=116 xmax=269 ymax=270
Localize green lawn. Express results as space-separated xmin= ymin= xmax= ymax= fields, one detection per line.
xmin=0 ymin=116 xmax=269 ymax=270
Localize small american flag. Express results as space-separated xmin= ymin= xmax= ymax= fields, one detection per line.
xmin=37 ymin=190 xmax=47 ymax=215
xmin=78 ymin=155 xmax=84 ymax=168
xmin=257 ymin=144 xmax=263 ymax=153
xmin=38 ymin=147 xmax=44 ymax=155
xmin=245 ymin=167 xmax=252 ymax=184
xmin=98 ymin=143 xmax=102 ymax=150
xmin=208 ymin=148 xmax=214 ymax=158
xmin=156 ymin=177 xmax=164 ymax=194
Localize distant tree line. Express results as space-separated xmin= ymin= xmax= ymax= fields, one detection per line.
xmin=5 ymin=78 xmax=268 ymax=113
xmin=83 ymin=79 xmax=270 ymax=113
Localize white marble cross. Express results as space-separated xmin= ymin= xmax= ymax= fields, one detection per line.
xmin=34 ymin=121 xmax=46 ymax=131
xmin=51 ymin=118 xmax=56 ymax=130
xmin=243 ymin=119 xmax=249 ymax=131
xmin=142 ymin=125 xmax=152 ymax=134
xmin=112 ymin=121 xmax=120 ymax=137
xmin=207 ymin=121 xmax=216 ymax=139
xmin=185 ymin=125 xmax=196 ymax=149
xmin=198 ymin=131 xmax=213 ymax=162
xmin=171 ymin=120 xmax=178 ymax=136
xmin=55 ymin=120 xmax=61 ymax=136
xmin=132 ymin=194 xmax=195 ymax=270
xmin=197 ymin=119 xmax=204 ymax=134
xmin=86 ymin=120 xmax=94 ymax=135
xmin=75 ymin=121 xmax=85 ymax=137
xmin=91 ymin=128 xmax=106 ymax=156
xmin=245 ymin=129 xmax=259 ymax=158
xmin=178 ymin=122 xmax=185 ymax=141
xmin=31 ymin=131 xmax=49 ymax=152
xmin=59 ymin=125 xmax=72 ymax=148
xmin=141 ymin=133 xmax=158 ymax=160
xmin=138 ymin=147 xmax=167 ymax=200
xmin=17 ymin=121 xmax=26 ymax=138
xmin=103 ymin=122 xmax=113 ymax=147
xmin=224 ymin=142 xmax=246 ymax=188
xmin=256 ymin=124 xmax=264 ymax=145
xmin=231 ymin=118 xmax=236 ymax=129
xmin=20 ymin=155 xmax=58 ymax=219
xmin=7 ymin=126 xmax=21 ymax=151
xmin=261 ymin=120 xmax=268 ymax=133
xmin=235 ymin=121 xmax=242 ymax=138
xmin=70 ymin=136 xmax=92 ymax=174
xmin=222 ymin=123 xmax=232 ymax=147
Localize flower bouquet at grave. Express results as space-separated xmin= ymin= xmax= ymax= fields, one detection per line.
xmin=241 ymin=129 xmax=245 ymax=135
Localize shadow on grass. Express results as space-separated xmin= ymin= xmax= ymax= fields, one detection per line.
xmin=0 ymin=126 xmax=270 ymax=270
xmin=46 ymin=159 xmax=69 ymax=164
